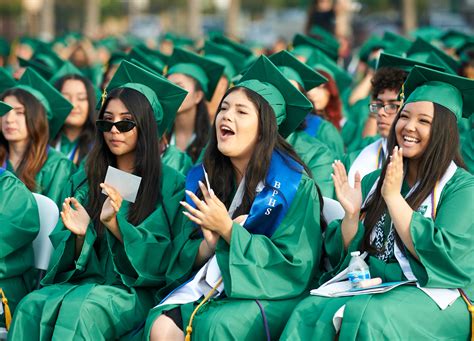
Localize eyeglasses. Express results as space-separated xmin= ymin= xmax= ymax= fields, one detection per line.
xmin=96 ymin=119 xmax=136 ymax=133
xmin=369 ymin=103 xmax=400 ymax=115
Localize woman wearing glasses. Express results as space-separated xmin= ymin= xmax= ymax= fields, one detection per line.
xmin=8 ymin=61 xmax=192 ymax=340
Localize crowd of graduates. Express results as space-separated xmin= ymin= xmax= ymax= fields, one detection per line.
xmin=0 ymin=24 xmax=473 ymax=340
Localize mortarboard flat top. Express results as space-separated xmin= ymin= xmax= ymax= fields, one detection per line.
xmin=402 ymin=65 xmax=474 ymax=120
xmin=269 ymin=50 xmax=328 ymax=91
xmin=167 ymin=47 xmax=225 ymax=100
xmin=105 ymin=60 xmax=188 ymax=136
xmin=236 ymin=55 xmax=313 ymax=138
xmin=376 ymin=52 xmax=445 ymax=73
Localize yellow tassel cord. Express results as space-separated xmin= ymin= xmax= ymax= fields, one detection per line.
xmin=185 ymin=277 xmax=223 ymax=341
xmin=460 ymin=289 xmax=474 ymax=341
xmin=0 ymin=289 xmax=12 ymax=330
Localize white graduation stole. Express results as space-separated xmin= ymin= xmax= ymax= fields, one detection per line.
xmin=348 ymin=138 xmax=387 ymax=187
xmin=364 ymin=161 xmax=459 ymax=309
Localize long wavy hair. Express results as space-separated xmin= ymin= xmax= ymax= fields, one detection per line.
xmin=361 ymin=103 xmax=466 ymax=253
xmin=0 ymin=88 xmax=49 ymax=191
xmin=85 ymin=87 xmax=162 ymax=236
xmin=168 ymin=77 xmax=210 ymax=163
xmin=52 ymin=74 xmax=97 ymax=164
xmin=202 ymin=86 xmax=326 ymax=229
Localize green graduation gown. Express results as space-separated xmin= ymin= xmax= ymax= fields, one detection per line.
xmin=341 ymin=96 xmax=371 ymax=153
xmin=5 ymin=148 xmax=75 ymax=208
xmin=287 ymin=130 xmax=336 ymax=198
xmin=280 ymin=168 xmax=474 ymax=340
xmin=315 ymin=119 xmax=345 ymax=159
xmin=161 ymin=145 xmax=193 ymax=176
xmin=141 ymin=173 xmax=323 ymax=340
xmin=461 ymin=116 xmax=473 ymax=174
xmin=0 ymin=169 xmax=40 ymax=328
xmin=54 ymin=133 xmax=80 ymax=162
xmin=8 ymin=165 xmax=190 ymax=340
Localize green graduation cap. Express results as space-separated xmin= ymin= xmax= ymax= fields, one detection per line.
xmin=235 ymin=55 xmax=313 ymax=138
xmin=269 ymin=50 xmax=327 ymax=91
xmin=203 ymin=40 xmax=247 ymax=81
xmin=0 ymin=67 xmax=16 ymax=94
xmin=401 ymin=65 xmax=474 ymax=120
xmin=49 ymin=61 xmax=86 ymax=86
xmin=105 ymin=60 xmax=188 ymax=136
xmin=306 ymin=49 xmax=352 ymax=91
xmin=410 ymin=26 xmax=443 ymax=43
xmin=407 ymin=38 xmax=461 ymax=75
xmin=136 ymin=44 xmax=170 ymax=65
xmin=292 ymin=33 xmax=338 ymax=61
xmin=376 ymin=52 xmax=445 ymax=73
xmin=0 ymin=101 xmax=12 ymax=116
xmin=108 ymin=51 xmax=127 ymax=66
xmin=309 ymin=26 xmax=340 ymax=51
xmin=167 ymin=47 xmax=225 ymax=100
xmin=161 ymin=32 xmax=195 ymax=49
xmin=18 ymin=44 xmax=65 ymax=80
xmin=383 ymin=31 xmax=413 ymax=55
xmin=0 ymin=37 xmax=10 ymax=57
xmin=210 ymin=34 xmax=254 ymax=59
xmin=127 ymin=47 xmax=166 ymax=75
xmin=358 ymin=35 xmax=387 ymax=62
xmin=13 ymin=68 xmax=73 ymax=138
xmin=440 ymin=30 xmax=470 ymax=50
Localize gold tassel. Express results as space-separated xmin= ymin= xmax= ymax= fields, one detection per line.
xmin=185 ymin=277 xmax=223 ymax=341
xmin=459 ymin=289 xmax=474 ymax=341
xmin=0 ymin=289 xmax=12 ymax=330
xmin=101 ymin=88 xmax=107 ymax=107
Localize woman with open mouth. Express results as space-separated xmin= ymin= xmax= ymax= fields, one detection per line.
xmin=281 ymin=66 xmax=474 ymax=340
xmin=143 ymin=55 xmax=325 ymax=341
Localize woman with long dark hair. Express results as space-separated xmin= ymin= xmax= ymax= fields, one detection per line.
xmin=0 ymin=101 xmax=40 ymax=331
xmin=8 ymin=61 xmax=191 ymax=340
xmin=281 ymin=66 xmax=474 ymax=340
xmin=143 ymin=56 xmax=324 ymax=340
xmin=51 ymin=62 xmax=97 ymax=165
xmin=165 ymin=47 xmax=224 ymax=162
xmin=0 ymin=68 xmax=75 ymax=207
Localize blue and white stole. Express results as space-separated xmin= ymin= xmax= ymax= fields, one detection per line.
xmin=0 ymin=167 xmax=5 ymax=176
xmin=303 ymin=114 xmax=323 ymax=138
xmin=156 ymin=150 xmax=303 ymax=307
xmin=54 ymin=138 xmax=79 ymax=161
xmin=185 ymin=149 xmax=303 ymax=237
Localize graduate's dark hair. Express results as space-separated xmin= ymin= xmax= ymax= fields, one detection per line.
xmin=168 ymin=76 xmax=210 ymax=163
xmin=85 ymin=87 xmax=162 ymax=234
xmin=361 ymin=102 xmax=466 ymax=253
xmin=0 ymin=88 xmax=48 ymax=191
xmin=371 ymin=67 xmax=407 ymax=99
xmin=202 ymin=86 xmax=326 ymax=230
xmin=52 ymin=74 xmax=97 ymax=164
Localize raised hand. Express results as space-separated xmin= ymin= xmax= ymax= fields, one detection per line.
xmin=332 ymin=160 xmax=362 ymax=218
xmin=60 ymin=197 xmax=91 ymax=236
xmin=180 ymin=181 xmax=233 ymax=239
xmin=100 ymin=183 xmax=123 ymax=225
xmin=382 ymin=146 xmax=404 ymax=200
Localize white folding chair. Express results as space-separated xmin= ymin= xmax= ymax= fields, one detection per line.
xmin=322 ymin=196 xmax=345 ymax=224
xmin=322 ymin=197 xmax=345 ymax=272
xmin=32 ymin=193 xmax=59 ymax=277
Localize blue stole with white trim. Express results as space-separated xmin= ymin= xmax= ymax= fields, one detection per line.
xmin=185 ymin=150 xmax=303 ymax=238
xmin=0 ymin=167 xmax=5 ymax=175
xmin=304 ymin=114 xmax=323 ymax=137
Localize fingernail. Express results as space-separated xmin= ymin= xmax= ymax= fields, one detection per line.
xmin=198 ymin=181 xmax=204 ymax=186
xmin=185 ymin=190 xmax=192 ymax=195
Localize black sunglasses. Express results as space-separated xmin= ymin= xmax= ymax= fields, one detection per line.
xmin=96 ymin=120 xmax=136 ymax=133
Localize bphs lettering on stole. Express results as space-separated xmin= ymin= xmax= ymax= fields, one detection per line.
xmin=265 ymin=180 xmax=281 ymax=215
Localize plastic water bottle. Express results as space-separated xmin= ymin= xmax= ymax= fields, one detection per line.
xmin=348 ymin=251 xmax=371 ymax=288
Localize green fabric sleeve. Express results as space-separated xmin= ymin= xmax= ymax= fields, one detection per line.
xmin=408 ymin=169 xmax=474 ymax=289
xmin=215 ymin=175 xmax=322 ymax=299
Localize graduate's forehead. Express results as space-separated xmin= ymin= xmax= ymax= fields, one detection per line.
xmin=2 ymin=95 xmax=24 ymax=110
xmin=103 ymin=98 xmax=131 ymax=117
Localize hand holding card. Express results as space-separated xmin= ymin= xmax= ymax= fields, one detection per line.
xmin=102 ymin=166 xmax=142 ymax=203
